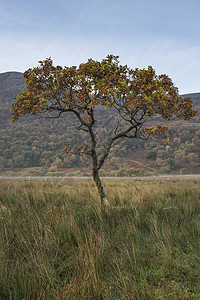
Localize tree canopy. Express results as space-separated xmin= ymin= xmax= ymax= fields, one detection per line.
xmin=11 ymin=55 xmax=196 ymax=204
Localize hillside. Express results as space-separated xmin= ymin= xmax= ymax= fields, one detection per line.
xmin=0 ymin=71 xmax=199 ymax=176
xmin=0 ymin=72 xmax=26 ymax=104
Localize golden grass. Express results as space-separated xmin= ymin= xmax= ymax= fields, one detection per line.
xmin=0 ymin=177 xmax=200 ymax=299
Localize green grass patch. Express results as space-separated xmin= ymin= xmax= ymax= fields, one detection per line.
xmin=0 ymin=178 xmax=199 ymax=299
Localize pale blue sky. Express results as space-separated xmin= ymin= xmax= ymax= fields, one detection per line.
xmin=1 ymin=0 xmax=200 ymax=94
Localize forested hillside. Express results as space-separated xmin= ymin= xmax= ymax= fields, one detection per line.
xmin=0 ymin=72 xmax=199 ymax=176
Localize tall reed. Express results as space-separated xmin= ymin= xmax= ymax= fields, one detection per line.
xmin=0 ymin=178 xmax=199 ymax=299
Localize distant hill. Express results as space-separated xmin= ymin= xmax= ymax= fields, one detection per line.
xmin=0 ymin=71 xmax=199 ymax=176
xmin=0 ymin=72 xmax=26 ymax=106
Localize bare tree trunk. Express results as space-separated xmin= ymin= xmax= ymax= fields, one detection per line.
xmin=88 ymin=124 xmax=109 ymax=206
xmin=92 ymin=167 xmax=109 ymax=206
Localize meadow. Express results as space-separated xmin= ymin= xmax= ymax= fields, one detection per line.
xmin=0 ymin=177 xmax=199 ymax=299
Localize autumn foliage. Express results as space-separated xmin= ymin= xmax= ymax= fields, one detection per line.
xmin=11 ymin=55 xmax=196 ymax=203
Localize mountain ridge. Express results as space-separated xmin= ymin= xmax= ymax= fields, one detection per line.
xmin=0 ymin=72 xmax=26 ymax=105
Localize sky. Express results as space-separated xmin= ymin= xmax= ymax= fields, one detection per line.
xmin=1 ymin=0 xmax=200 ymax=94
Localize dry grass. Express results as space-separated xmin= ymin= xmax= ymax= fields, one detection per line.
xmin=0 ymin=177 xmax=200 ymax=299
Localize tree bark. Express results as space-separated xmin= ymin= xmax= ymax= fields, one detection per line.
xmin=88 ymin=124 xmax=109 ymax=206
xmin=92 ymin=167 xmax=109 ymax=206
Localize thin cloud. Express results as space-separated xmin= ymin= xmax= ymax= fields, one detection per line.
xmin=1 ymin=0 xmax=200 ymax=94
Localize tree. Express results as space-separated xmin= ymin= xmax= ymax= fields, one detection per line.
xmin=10 ymin=55 xmax=196 ymax=205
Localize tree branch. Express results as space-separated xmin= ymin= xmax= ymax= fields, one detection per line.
xmin=75 ymin=124 xmax=89 ymax=132
xmin=97 ymin=124 xmax=137 ymax=170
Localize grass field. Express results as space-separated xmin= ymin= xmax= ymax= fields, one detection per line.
xmin=0 ymin=178 xmax=199 ymax=299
